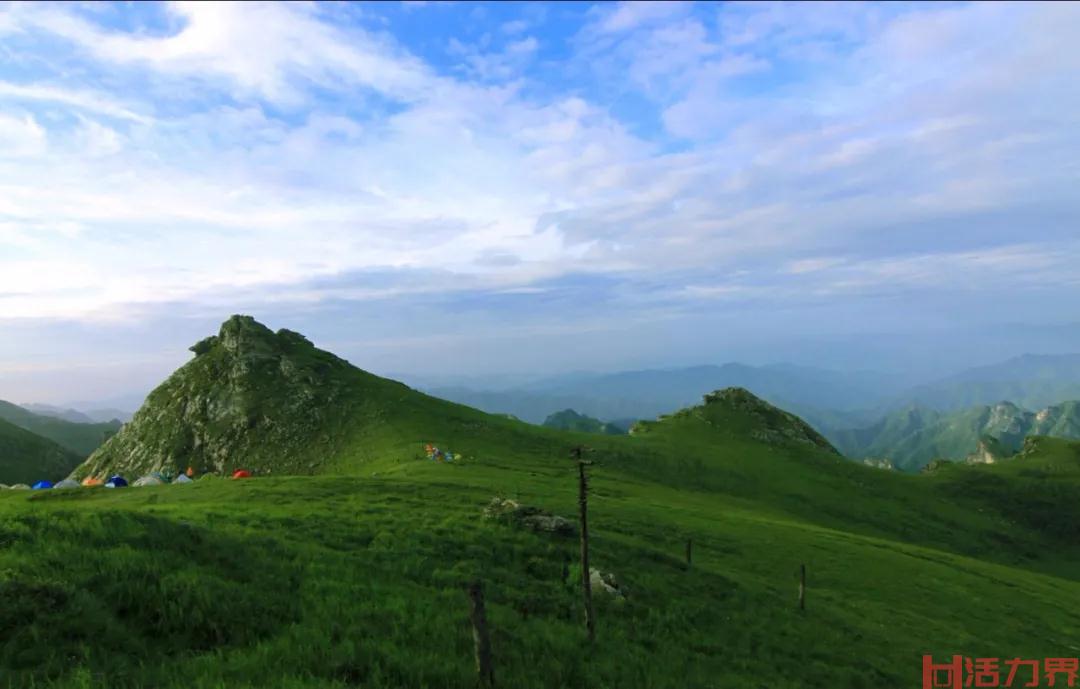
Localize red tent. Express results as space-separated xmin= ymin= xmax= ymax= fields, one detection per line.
xmin=232 ymin=470 xmax=251 ymax=479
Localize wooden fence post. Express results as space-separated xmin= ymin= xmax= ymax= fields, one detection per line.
xmin=799 ymin=564 xmax=806 ymax=611
xmin=468 ymin=581 xmax=495 ymax=687
xmin=574 ymin=447 xmax=595 ymax=642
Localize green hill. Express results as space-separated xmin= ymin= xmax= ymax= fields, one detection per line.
xmin=3 ymin=315 xmax=1077 ymax=689
xmin=0 ymin=416 xmax=83 ymax=484
xmin=542 ymin=409 xmax=624 ymax=435
xmin=832 ymin=400 xmax=1080 ymax=471
xmin=0 ymin=401 xmax=121 ymax=457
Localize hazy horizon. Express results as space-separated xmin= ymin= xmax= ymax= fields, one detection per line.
xmin=2 ymin=1 xmax=1079 ymax=405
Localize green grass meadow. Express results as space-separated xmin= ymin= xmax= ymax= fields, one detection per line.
xmin=2 ymin=426 xmax=1079 ymax=688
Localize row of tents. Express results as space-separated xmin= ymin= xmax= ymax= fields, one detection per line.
xmin=424 ymin=444 xmax=457 ymax=463
xmin=0 ymin=469 xmax=254 ymax=491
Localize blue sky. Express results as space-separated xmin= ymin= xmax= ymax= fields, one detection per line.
xmin=1 ymin=1 xmax=1079 ymax=404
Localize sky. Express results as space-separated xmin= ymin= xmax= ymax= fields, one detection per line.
xmin=1 ymin=1 xmax=1079 ymax=405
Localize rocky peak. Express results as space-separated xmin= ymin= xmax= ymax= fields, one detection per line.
xmin=702 ymin=387 xmax=765 ymax=408
xmin=73 ymin=316 xmax=357 ymax=480
xmin=189 ymin=315 xmax=321 ymax=363
xmin=699 ymin=387 xmax=839 ymax=454
xmin=219 ymin=314 xmax=277 ymax=354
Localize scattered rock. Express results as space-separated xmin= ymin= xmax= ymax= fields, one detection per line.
xmin=965 ymin=435 xmax=1010 ymax=465
xmin=921 ymin=459 xmax=952 ymax=474
xmin=862 ymin=458 xmax=895 ymax=470
xmin=483 ymin=497 xmax=576 ymax=536
xmin=589 ymin=567 xmax=626 ymax=599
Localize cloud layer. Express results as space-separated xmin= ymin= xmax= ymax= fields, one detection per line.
xmin=1 ymin=1 xmax=1079 ymax=401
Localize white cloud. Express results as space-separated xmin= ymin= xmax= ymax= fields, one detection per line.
xmin=596 ymin=1 xmax=693 ymax=34
xmin=501 ymin=20 xmax=528 ymax=36
xmin=0 ymin=0 xmax=1077 ymax=330
xmin=9 ymin=2 xmax=436 ymax=103
xmin=0 ymin=81 xmax=151 ymax=122
xmin=0 ymin=111 xmax=46 ymax=156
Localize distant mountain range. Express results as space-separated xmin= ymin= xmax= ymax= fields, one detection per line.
xmin=21 ymin=403 xmax=133 ymax=424
xmin=829 ymin=400 xmax=1080 ymax=471
xmin=885 ymin=354 xmax=1080 ymax=411
xmin=0 ymin=401 xmax=123 ymax=457
xmin=421 ymin=353 xmax=1080 ymax=427
xmin=541 ymin=409 xmax=625 ymax=435
xmin=414 ymin=353 xmax=1080 ymax=472
xmin=425 ymin=363 xmax=907 ymax=426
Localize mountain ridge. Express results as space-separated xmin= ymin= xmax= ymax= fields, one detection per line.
xmin=0 ymin=400 xmax=122 ymax=457
xmin=833 ymin=398 xmax=1080 ymax=471
xmin=0 ymin=416 xmax=83 ymax=484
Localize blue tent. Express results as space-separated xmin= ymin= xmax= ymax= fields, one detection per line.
xmin=105 ymin=475 xmax=129 ymax=488
xmin=31 ymin=480 xmax=53 ymax=490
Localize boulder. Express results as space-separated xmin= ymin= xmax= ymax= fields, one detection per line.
xmin=589 ymin=567 xmax=626 ymax=600
xmin=483 ymin=497 xmax=576 ymax=536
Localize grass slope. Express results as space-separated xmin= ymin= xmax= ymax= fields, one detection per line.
xmin=0 ymin=417 xmax=83 ymax=484
xmin=2 ymin=437 xmax=1079 ymax=689
xmin=0 ymin=401 xmax=121 ymax=457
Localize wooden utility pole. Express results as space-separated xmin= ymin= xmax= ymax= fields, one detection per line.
xmin=467 ymin=581 xmax=495 ymax=687
xmin=573 ymin=446 xmax=595 ymax=642
xmin=799 ymin=564 xmax=806 ymax=611
xmin=686 ymin=538 xmax=692 ymax=569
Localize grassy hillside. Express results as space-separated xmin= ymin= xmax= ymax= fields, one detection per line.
xmin=0 ymin=401 xmax=121 ymax=457
xmin=3 ymin=434 xmax=1080 ymax=688
xmin=0 ymin=417 xmax=83 ymax=484
xmin=542 ymin=409 xmax=624 ymax=435
xmin=5 ymin=316 xmax=1077 ymax=688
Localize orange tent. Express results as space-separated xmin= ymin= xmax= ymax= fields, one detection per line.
xmin=186 ymin=466 xmax=195 ymax=478
xmin=232 ymin=470 xmax=251 ymax=479
xmin=81 ymin=477 xmax=103 ymax=487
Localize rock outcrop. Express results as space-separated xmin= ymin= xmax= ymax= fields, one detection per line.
xmin=72 ymin=316 xmax=365 ymax=479
xmin=483 ymin=497 xmax=576 ymax=536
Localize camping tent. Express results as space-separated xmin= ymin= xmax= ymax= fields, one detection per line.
xmin=54 ymin=479 xmax=81 ymax=489
xmin=81 ymin=477 xmax=103 ymax=487
xmin=232 ymin=470 xmax=251 ymax=479
xmin=0 ymin=484 xmax=9 ymax=490
xmin=10 ymin=484 xmax=30 ymax=490
xmin=32 ymin=480 xmax=54 ymax=490
xmin=133 ymin=475 xmax=165 ymax=487
xmin=105 ymin=475 xmax=128 ymax=488
xmin=173 ymin=474 xmax=193 ymax=484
